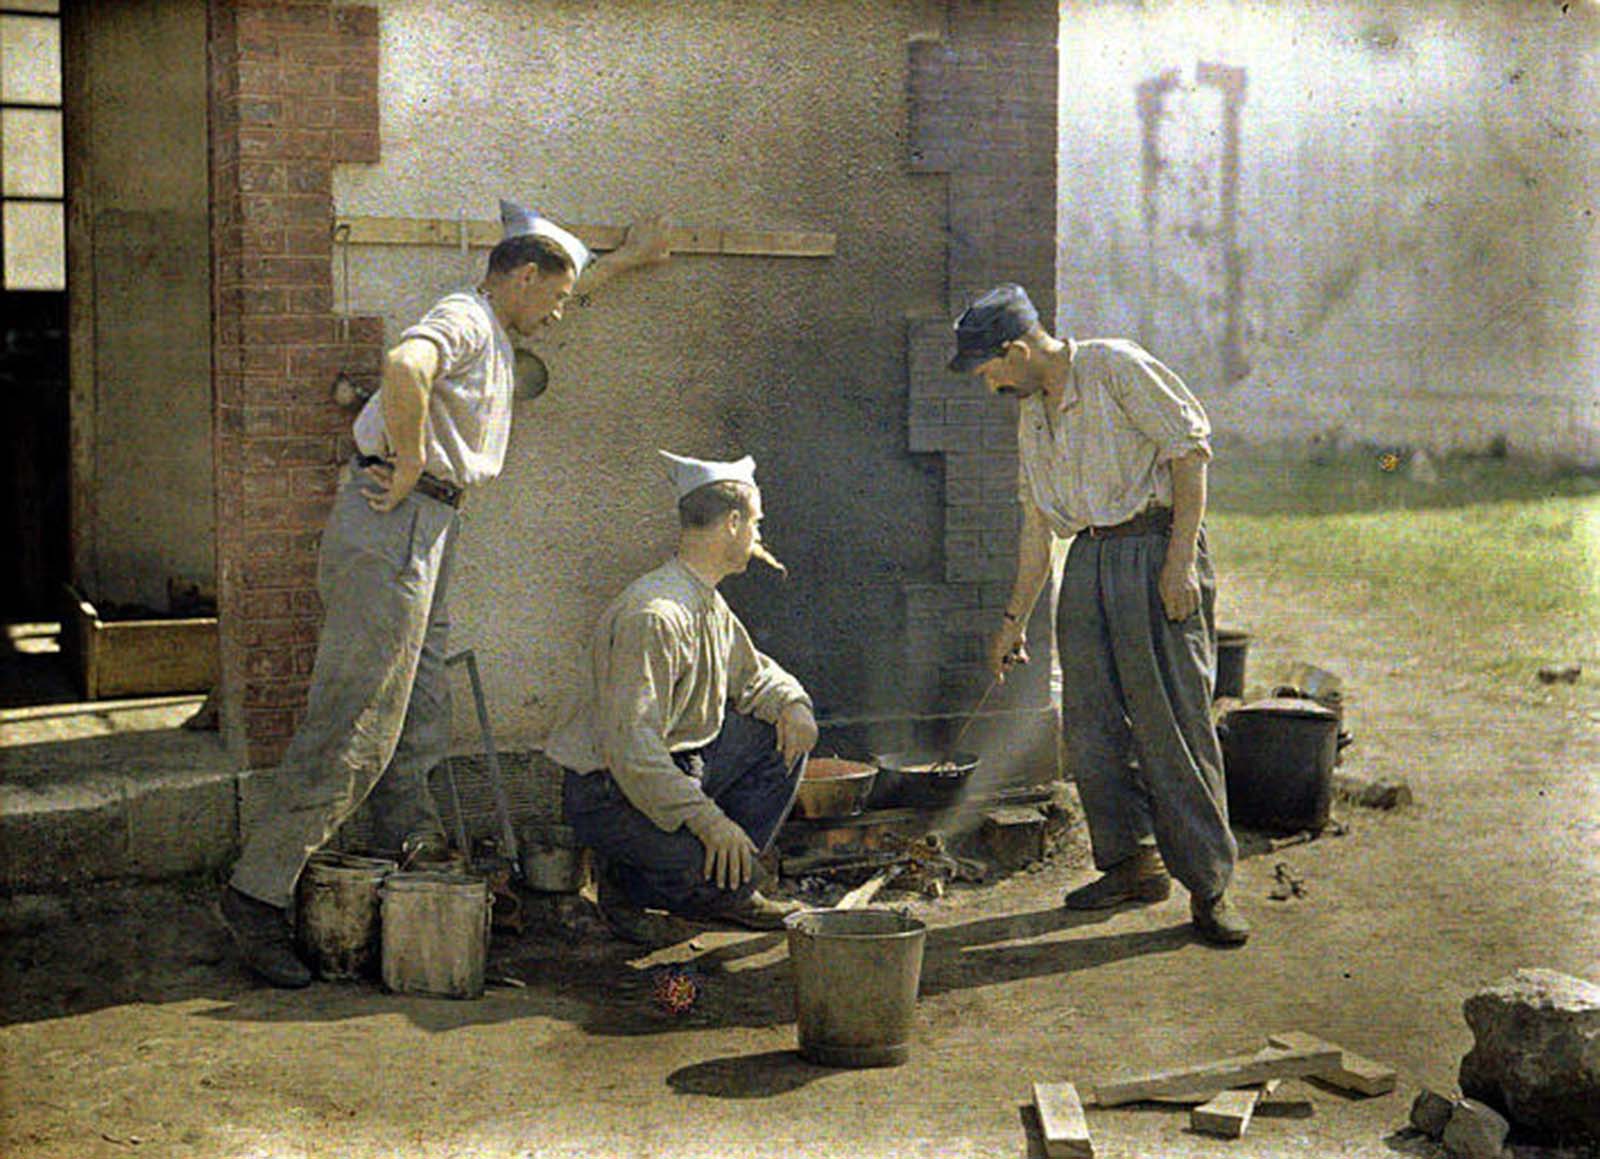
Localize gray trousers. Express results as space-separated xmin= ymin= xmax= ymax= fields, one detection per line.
xmin=1057 ymin=527 xmax=1236 ymax=900
xmin=230 ymin=473 xmax=460 ymax=908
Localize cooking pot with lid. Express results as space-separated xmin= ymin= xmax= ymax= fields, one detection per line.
xmin=1217 ymin=697 xmax=1340 ymax=833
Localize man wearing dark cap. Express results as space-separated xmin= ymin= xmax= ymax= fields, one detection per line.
xmin=218 ymin=204 xmax=671 ymax=987
xmin=545 ymin=451 xmax=816 ymax=943
xmin=950 ymin=283 xmax=1248 ymax=947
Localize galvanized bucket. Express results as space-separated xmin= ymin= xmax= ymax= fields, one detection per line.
xmin=380 ymin=871 xmax=490 ymax=999
xmin=295 ymin=851 xmax=396 ymax=981
xmin=785 ymin=907 xmax=927 ymax=1068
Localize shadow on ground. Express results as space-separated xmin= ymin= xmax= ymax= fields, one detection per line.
xmin=0 ymin=880 xmax=1198 ymax=1044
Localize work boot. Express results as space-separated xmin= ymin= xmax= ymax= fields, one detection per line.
xmin=593 ymin=860 xmax=658 ymax=945
xmin=217 ymin=885 xmax=312 ymax=989
xmin=706 ymin=890 xmax=803 ymax=932
xmin=1190 ymin=890 xmax=1251 ymax=946
xmin=1063 ymin=846 xmax=1172 ymax=910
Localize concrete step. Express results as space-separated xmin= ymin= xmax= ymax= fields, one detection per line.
xmin=0 ymin=696 xmax=242 ymax=893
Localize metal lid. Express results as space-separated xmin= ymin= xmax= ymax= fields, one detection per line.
xmin=1217 ymin=626 xmax=1252 ymax=643
xmin=1230 ymin=696 xmax=1339 ymax=720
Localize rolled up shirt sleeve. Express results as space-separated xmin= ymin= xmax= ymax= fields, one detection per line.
xmin=596 ymin=609 xmax=722 ymax=834
xmin=1107 ymin=346 xmax=1213 ymax=465
xmin=400 ymin=297 xmax=487 ymax=380
xmin=726 ymin=615 xmax=811 ymax=723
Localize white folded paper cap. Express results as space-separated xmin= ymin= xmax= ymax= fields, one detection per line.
xmin=499 ymin=199 xmax=593 ymax=274
xmin=658 ymin=449 xmax=758 ymax=501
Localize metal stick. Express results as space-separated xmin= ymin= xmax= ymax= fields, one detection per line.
xmin=938 ymin=673 xmax=1001 ymax=771
xmin=446 ymin=649 xmax=521 ymax=875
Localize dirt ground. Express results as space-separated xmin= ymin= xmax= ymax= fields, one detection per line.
xmin=3 ymin=476 xmax=1599 ymax=1159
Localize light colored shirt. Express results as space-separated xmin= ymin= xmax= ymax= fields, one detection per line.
xmin=1017 ymin=338 xmax=1212 ymax=536
xmin=544 ymin=558 xmax=812 ymax=834
xmin=353 ymin=289 xmax=515 ymax=487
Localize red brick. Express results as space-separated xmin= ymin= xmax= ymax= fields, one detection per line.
xmin=238 ymin=99 xmax=283 ymax=126
xmin=243 ymin=315 xmax=336 ymax=345
xmin=244 ymin=647 xmax=297 ymax=682
xmin=238 ymin=161 xmax=286 ymax=193
xmin=244 ymin=681 xmax=310 ymax=709
xmin=237 ymin=590 xmax=294 ymax=621
xmin=333 ymin=128 xmax=380 ymax=162
xmin=285 ymin=227 xmax=332 ymax=257
xmin=333 ymin=6 xmax=378 ymax=37
xmin=287 ymin=287 xmax=333 ymax=314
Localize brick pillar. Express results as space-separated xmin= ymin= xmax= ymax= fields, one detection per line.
xmin=903 ymin=2 xmax=1058 ymax=776
xmin=208 ymin=1 xmax=383 ymax=767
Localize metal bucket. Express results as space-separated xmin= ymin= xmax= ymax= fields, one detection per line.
xmin=520 ymin=822 xmax=584 ymax=893
xmin=295 ymin=851 xmax=396 ymax=980
xmin=785 ymin=907 xmax=927 ymax=1068
xmin=380 ymin=871 xmax=490 ymax=999
xmin=1215 ymin=627 xmax=1251 ymax=700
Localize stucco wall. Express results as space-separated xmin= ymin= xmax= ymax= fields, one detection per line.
xmin=334 ymin=0 xmax=948 ymax=748
xmin=69 ymin=0 xmax=214 ymax=609
xmin=1056 ymin=0 xmax=1600 ymax=464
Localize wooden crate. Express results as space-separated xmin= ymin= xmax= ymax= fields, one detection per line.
xmin=63 ymin=584 xmax=218 ymax=699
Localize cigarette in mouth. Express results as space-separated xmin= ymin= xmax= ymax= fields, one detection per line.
xmin=751 ymin=542 xmax=788 ymax=576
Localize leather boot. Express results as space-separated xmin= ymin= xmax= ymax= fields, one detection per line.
xmin=218 ymin=885 xmax=312 ymax=988
xmin=1191 ymin=890 xmax=1251 ymax=946
xmin=1063 ymin=846 xmax=1172 ymax=910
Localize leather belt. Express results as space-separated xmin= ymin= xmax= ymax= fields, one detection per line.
xmin=1083 ymin=506 xmax=1172 ymax=540
xmin=353 ymin=455 xmax=465 ymax=509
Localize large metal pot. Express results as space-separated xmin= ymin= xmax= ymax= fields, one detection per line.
xmin=793 ymin=758 xmax=879 ymax=819
xmin=1217 ymin=697 xmax=1340 ymax=833
xmin=868 ymin=751 xmax=979 ymax=810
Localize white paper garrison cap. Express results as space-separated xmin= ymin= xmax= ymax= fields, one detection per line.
xmin=658 ymin=450 xmax=758 ymax=501
xmin=498 ymin=199 xmax=593 ymax=274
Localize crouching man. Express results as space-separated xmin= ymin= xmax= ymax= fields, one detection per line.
xmin=545 ymin=450 xmax=816 ymax=942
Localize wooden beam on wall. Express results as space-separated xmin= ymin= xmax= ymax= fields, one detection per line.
xmin=333 ymin=216 xmax=835 ymax=258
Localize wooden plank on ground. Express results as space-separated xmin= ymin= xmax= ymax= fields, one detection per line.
xmin=1255 ymin=1079 xmax=1315 ymax=1118
xmin=1267 ymin=1030 xmax=1397 ymax=1096
xmin=1190 ymin=1087 xmax=1261 ymax=1138
xmin=1032 ymin=1082 xmax=1093 ymax=1158
xmin=1087 ymin=1043 xmax=1340 ymax=1107
xmin=834 ymin=867 xmax=898 ymax=910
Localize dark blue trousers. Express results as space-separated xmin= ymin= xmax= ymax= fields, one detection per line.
xmin=562 ymin=713 xmax=805 ymax=915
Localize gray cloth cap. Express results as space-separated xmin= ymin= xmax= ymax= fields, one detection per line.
xmin=948 ymin=283 xmax=1040 ymax=372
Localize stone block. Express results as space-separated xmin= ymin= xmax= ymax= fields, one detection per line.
xmin=1459 ymin=968 xmax=1600 ymax=1144
xmin=1411 ymin=1088 xmax=1454 ymax=1138
xmin=125 ymin=773 xmax=239 ymax=879
xmin=1442 ymin=1098 xmax=1509 ymax=1159
xmin=981 ymin=806 xmax=1046 ymax=870
xmin=0 ymin=783 xmax=126 ymax=891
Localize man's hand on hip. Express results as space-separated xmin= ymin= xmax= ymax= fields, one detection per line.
xmin=1158 ymin=551 xmax=1201 ymax=621
xmin=693 ymin=811 xmax=757 ymax=891
xmin=775 ymin=701 xmax=818 ymax=766
xmin=362 ymin=457 xmax=422 ymax=513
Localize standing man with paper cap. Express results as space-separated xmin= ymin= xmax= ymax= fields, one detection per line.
xmin=948 ymin=283 xmax=1249 ymax=947
xmin=546 ymin=451 xmax=817 ymax=942
xmin=218 ymin=203 xmax=671 ymax=988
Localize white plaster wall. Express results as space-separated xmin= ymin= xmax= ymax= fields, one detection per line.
xmin=1057 ymin=0 xmax=1600 ymax=464
xmin=335 ymin=1 xmax=947 ymax=747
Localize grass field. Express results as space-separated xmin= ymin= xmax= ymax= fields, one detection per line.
xmin=1207 ymin=450 xmax=1600 ymax=683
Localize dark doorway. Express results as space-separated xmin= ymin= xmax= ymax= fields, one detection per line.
xmin=1 ymin=290 xmax=69 ymax=620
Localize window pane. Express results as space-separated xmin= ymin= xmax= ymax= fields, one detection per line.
xmin=3 ymin=199 xmax=64 ymax=290
xmin=2 ymin=15 xmax=61 ymax=106
xmin=2 ymin=108 xmax=62 ymax=197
